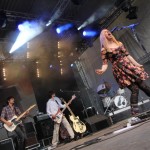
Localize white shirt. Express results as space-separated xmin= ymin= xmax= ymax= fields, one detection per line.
xmin=46 ymin=97 xmax=66 ymax=118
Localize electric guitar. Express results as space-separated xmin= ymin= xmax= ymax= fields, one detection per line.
xmin=61 ymin=99 xmax=86 ymax=133
xmin=53 ymin=95 xmax=76 ymax=124
xmin=4 ymin=104 xmax=36 ymax=132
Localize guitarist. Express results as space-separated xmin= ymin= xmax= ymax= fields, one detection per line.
xmin=0 ymin=96 xmax=27 ymax=150
xmin=46 ymin=91 xmax=75 ymax=149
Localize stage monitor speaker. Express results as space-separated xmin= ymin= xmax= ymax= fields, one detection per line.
xmin=0 ymin=138 xmax=15 ymax=150
xmin=85 ymin=114 xmax=110 ymax=132
xmin=35 ymin=118 xmax=54 ymax=140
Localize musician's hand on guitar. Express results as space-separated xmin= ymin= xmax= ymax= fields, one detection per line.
xmin=51 ymin=114 xmax=56 ymax=119
xmin=25 ymin=110 xmax=29 ymax=115
xmin=7 ymin=122 xmax=13 ymax=127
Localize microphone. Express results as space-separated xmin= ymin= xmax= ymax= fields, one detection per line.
xmin=111 ymin=26 xmax=118 ymax=33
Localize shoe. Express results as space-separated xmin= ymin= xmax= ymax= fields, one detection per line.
xmin=64 ymin=137 xmax=75 ymax=143
xmin=47 ymin=145 xmax=57 ymax=150
xmin=128 ymin=117 xmax=141 ymax=125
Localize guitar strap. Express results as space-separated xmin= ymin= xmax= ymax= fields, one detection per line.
xmin=55 ymin=99 xmax=62 ymax=113
xmin=55 ymin=99 xmax=59 ymax=105
xmin=14 ymin=106 xmax=18 ymax=115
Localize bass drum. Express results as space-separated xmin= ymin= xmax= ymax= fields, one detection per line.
xmin=114 ymin=95 xmax=127 ymax=109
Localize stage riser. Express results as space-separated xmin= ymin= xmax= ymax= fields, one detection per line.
xmin=111 ymin=100 xmax=150 ymax=123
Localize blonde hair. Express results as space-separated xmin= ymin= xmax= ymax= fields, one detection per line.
xmin=100 ymin=29 xmax=121 ymax=51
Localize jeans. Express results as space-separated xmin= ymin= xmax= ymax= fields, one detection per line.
xmin=8 ymin=125 xmax=27 ymax=150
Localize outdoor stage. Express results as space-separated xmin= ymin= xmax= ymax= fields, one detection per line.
xmin=45 ymin=109 xmax=150 ymax=150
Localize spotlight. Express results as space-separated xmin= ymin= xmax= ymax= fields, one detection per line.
xmin=56 ymin=23 xmax=73 ymax=34
xmin=56 ymin=28 xmax=61 ymax=34
xmin=18 ymin=24 xmax=24 ymax=31
xmin=46 ymin=20 xmax=52 ymax=27
xmin=50 ymin=65 xmax=53 ymax=68
xmin=82 ymin=30 xmax=98 ymax=37
xmin=70 ymin=64 xmax=74 ymax=67
xmin=10 ymin=21 xmax=44 ymax=53
xmin=126 ymin=6 xmax=138 ymax=20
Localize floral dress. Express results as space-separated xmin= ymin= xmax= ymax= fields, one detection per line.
xmin=101 ymin=44 xmax=149 ymax=88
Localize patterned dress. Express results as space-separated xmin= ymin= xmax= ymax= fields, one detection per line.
xmin=101 ymin=44 xmax=149 ymax=88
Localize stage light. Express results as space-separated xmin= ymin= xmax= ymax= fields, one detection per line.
xmin=18 ymin=24 xmax=24 ymax=31
xmin=50 ymin=65 xmax=53 ymax=68
xmin=9 ymin=21 xmax=44 ymax=53
xmin=56 ymin=28 xmax=61 ymax=34
xmin=83 ymin=30 xmax=98 ymax=37
xmin=126 ymin=6 xmax=138 ymax=20
xmin=46 ymin=20 xmax=52 ymax=27
xmin=56 ymin=23 xmax=73 ymax=34
xmin=70 ymin=64 xmax=74 ymax=67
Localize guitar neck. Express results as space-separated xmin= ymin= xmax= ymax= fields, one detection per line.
xmin=60 ymin=98 xmax=74 ymax=114
xmin=66 ymin=105 xmax=75 ymax=117
xmin=16 ymin=111 xmax=27 ymax=121
xmin=16 ymin=105 xmax=36 ymax=121
xmin=62 ymin=99 xmax=75 ymax=117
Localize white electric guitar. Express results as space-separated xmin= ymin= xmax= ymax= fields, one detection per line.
xmin=4 ymin=104 xmax=36 ymax=132
xmin=61 ymin=99 xmax=86 ymax=133
xmin=53 ymin=95 xmax=76 ymax=124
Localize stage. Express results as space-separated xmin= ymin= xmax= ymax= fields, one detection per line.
xmin=42 ymin=110 xmax=150 ymax=150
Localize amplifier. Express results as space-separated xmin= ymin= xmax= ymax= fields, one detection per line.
xmin=34 ymin=114 xmax=50 ymax=122
xmin=0 ymin=138 xmax=15 ymax=150
xmin=0 ymin=127 xmax=8 ymax=140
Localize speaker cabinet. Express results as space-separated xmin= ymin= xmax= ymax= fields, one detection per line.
xmin=24 ymin=122 xmax=40 ymax=149
xmin=35 ymin=119 xmax=54 ymax=140
xmin=85 ymin=114 xmax=110 ymax=132
xmin=0 ymin=127 xmax=8 ymax=140
xmin=25 ymin=133 xmax=40 ymax=150
xmin=0 ymin=138 xmax=15 ymax=150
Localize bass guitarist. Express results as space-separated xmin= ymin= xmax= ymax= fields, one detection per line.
xmin=0 ymin=96 xmax=28 ymax=150
xmin=46 ymin=91 xmax=75 ymax=149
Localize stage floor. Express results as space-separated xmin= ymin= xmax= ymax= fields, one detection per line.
xmin=44 ymin=113 xmax=150 ymax=150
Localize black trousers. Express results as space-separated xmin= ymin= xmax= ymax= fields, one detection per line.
xmin=127 ymin=79 xmax=150 ymax=115
xmin=8 ymin=125 xmax=27 ymax=150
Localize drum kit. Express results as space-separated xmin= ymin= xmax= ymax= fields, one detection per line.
xmin=97 ymin=83 xmax=127 ymax=114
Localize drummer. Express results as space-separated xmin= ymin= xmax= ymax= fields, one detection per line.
xmin=97 ymin=81 xmax=115 ymax=98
